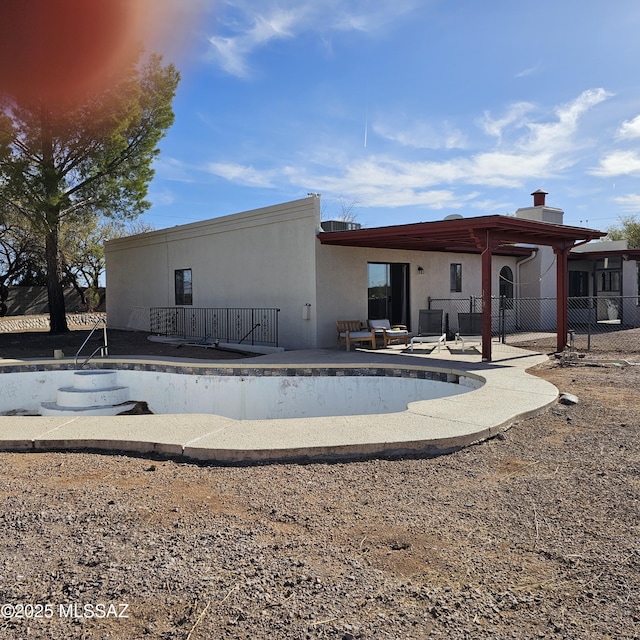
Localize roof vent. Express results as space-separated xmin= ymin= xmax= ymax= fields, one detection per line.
xmin=443 ymin=214 xmax=464 ymax=221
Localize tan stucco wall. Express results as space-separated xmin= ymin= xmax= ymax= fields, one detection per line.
xmin=105 ymin=197 xmax=321 ymax=349
xmin=315 ymin=243 xmax=519 ymax=348
xmin=621 ymin=258 xmax=640 ymax=325
xmin=622 ymin=258 xmax=638 ymax=298
xmin=106 ymin=197 xmax=529 ymax=350
xmin=518 ymin=248 xmax=557 ymax=300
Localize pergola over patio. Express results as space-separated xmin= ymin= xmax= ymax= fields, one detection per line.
xmin=318 ymin=214 xmax=606 ymax=361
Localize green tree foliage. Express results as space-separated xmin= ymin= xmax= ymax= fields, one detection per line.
xmin=606 ymin=215 xmax=640 ymax=248
xmin=61 ymin=217 xmax=154 ymax=310
xmin=0 ymin=209 xmax=44 ymax=287
xmin=0 ymin=210 xmax=153 ymax=311
xmin=0 ymin=54 xmax=179 ymax=332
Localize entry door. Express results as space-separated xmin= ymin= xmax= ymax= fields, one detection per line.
xmin=595 ymin=268 xmax=622 ymax=322
xmin=594 ymin=257 xmax=622 ymax=322
xmin=367 ymin=263 xmax=410 ymax=328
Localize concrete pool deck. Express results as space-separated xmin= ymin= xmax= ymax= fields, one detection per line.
xmin=0 ymin=344 xmax=558 ymax=463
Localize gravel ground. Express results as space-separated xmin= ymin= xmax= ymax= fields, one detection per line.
xmin=0 ymin=329 xmax=252 ymax=361
xmin=0 ymin=339 xmax=639 ymax=638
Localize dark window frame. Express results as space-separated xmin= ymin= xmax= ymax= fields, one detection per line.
xmin=175 ymin=268 xmax=193 ymax=306
xmin=598 ymin=270 xmax=621 ymax=293
xmin=367 ymin=262 xmax=410 ymax=329
xmin=568 ymin=270 xmax=590 ymax=308
xmin=450 ymin=263 xmax=462 ymax=293
xmin=499 ymin=266 xmax=514 ymax=309
xmin=568 ymin=270 xmax=590 ymax=297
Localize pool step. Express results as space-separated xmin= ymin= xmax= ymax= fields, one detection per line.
xmin=40 ymin=370 xmax=136 ymax=417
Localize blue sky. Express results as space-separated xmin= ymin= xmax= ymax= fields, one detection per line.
xmin=145 ymin=0 xmax=640 ymax=233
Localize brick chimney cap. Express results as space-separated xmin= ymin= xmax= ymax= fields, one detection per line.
xmin=531 ymin=189 xmax=548 ymax=196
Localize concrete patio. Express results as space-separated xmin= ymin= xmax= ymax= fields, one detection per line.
xmin=0 ymin=343 xmax=558 ymax=464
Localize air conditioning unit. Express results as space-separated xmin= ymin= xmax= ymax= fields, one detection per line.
xmin=320 ymin=220 xmax=362 ymax=232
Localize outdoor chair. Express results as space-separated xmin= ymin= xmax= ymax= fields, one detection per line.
xmin=409 ymin=309 xmax=446 ymax=352
xmin=336 ymin=320 xmax=376 ymax=351
xmin=454 ymin=312 xmax=483 ymax=351
xmin=367 ymin=319 xmax=409 ymax=348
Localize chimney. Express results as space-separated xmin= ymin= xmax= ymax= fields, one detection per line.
xmin=516 ymin=189 xmax=563 ymax=224
xmin=531 ymin=189 xmax=548 ymax=207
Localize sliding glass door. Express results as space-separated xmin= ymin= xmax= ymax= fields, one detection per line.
xmin=367 ymin=262 xmax=410 ymax=328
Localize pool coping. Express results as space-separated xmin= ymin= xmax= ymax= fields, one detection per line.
xmin=0 ymin=346 xmax=558 ymax=464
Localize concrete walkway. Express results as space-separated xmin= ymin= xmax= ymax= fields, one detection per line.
xmin=0 ymin=343 xmax=558 ymax=464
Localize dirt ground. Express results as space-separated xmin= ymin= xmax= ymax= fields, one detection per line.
xmin=0 ymin=328 xmax=252 ymax=361
xmin=0 ymin=330 xmax=639 ymax=639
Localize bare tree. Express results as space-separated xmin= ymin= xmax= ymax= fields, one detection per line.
xmin=321 ymin=196 xmax=361 ymax=224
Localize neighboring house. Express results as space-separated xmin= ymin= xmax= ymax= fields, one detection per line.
xmin=105 ymin=191 xmax=637 ymax=355
xmin=568 ymin=240 xmax=640 ymax=327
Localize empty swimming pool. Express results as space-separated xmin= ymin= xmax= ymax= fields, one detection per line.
xmin=0 ymin=364 xmax=483 ymax=419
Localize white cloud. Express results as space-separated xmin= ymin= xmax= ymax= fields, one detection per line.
xmin=283 ymin=150 xmax=541 ymax=209
xmin=616 ymin=114 xmax=640 ymax=139
xmin=208 ymin=7 xmax=301 ymax=77
xmin=480 ymin=102 xmax=533 ymax=139
xmin=149 ymin=189 xmax=176 ymax=206
xmin=461 ymin=151 xmax=554 ymax=187
xmin=524 ymin=88 xmax=612 ymax=155
xmin=329 ymin=0 xmax=420 ymax=32
xmin=321 ymin=179 xmax=477 ymax=210
xmin=370 ymin=89 xmax=610 ymax=170
xmin=590 ymin=150 xmax=640 ymax=177
xmin=514 ymin=63 xmax=541 ymax=78
xmin=481 ymin=89 xmax=611 ymax=155
xmin=208 ymin=36 xmax=246 ymax=77
xmin=469 ymin=198 xmax=513 ymax=212
xmin=205 ymin=88 xmax=613 ymax=210
xmin=367 ymin=189 xmax=474 ymax=209
xmin=207 ymin=162 xmax=275 ymax=187
xmin=207 ymin=0 xmax=420 ymax=77
xmin=613 ymin=193 xmax=640 ymax=211
xmin=373 ymin=117 xmax=467 ymax=150
xmin=322 ymin=90 xmax=608 ymax=206
xmin=153 ymin=157 xmax=198 ymax=183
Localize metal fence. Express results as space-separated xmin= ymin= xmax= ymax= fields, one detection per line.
xmin=150 ymin=307 xmax=280 ymax=347
xmin=428 ymin=296 xmax=640 ymax=353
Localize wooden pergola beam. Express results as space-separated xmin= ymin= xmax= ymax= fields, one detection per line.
xmin=318 ymin=214 xmax=607 ymax=361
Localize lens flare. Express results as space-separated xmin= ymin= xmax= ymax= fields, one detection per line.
xmin=0 ymin=0 xmax=197 ymax=107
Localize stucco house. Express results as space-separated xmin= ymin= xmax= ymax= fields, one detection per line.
xmin=105 ymin=191 xmax=638 ymax=358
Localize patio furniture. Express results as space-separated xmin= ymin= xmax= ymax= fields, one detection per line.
xmin=336 ymin=320 xmax=376 ymax=351
xmin=367 ymin=319 xmax=409 ymax=348
xmin=410 ymin=309 xmax=446 ymax=352
xmin=455 ymin=312 xmax=483 ymax=351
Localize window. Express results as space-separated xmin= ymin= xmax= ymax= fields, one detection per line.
xmin=598 ymin=270 xmax=620 ymax=292
xmin=569 ymin=270 xmax=589 ymax=297
xmin=499 ymin=266 xmax=514 ymax=309
xmin=568 ymin=270 xmax=590 ymax=308
xmin=175 ymin=269 xmax=192 ymax=305
xmin=450 ymin=263 xmax=462 ymax=293
xmin=595 ymin=257 xmax=622 ymax=294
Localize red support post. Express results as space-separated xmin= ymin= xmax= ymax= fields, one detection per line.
xmin=554 ymin=244 xmax=571 ymax=352
xmin=481 ymin=234 xmax=493 ymax=361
